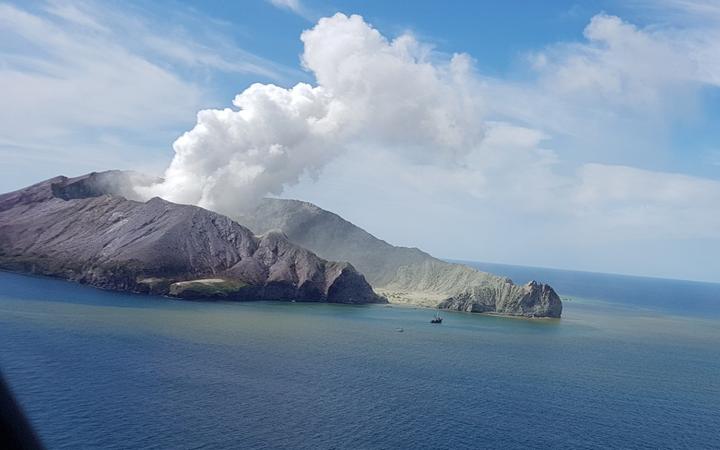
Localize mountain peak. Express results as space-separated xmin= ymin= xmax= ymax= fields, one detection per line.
xmin=0 ymin=173 xmax=384 ymax=305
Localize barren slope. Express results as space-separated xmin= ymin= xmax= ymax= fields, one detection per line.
xmin=238 ymin=198 xmax=562 ymax=317
xmin=0 ymin=173 xmax=383 ymax=304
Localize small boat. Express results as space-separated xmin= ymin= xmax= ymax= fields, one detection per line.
xmin=430 ymin=312 xmax=443 ymax=324
xmin=396 ymin=328 xmax=404 ymax=333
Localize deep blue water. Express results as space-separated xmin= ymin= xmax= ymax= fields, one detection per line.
xmin=1 ymin=269 xmax=719 ymax=449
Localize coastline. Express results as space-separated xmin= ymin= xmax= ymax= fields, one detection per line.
xmin=0 ymin=269 xmax=554 ymax=318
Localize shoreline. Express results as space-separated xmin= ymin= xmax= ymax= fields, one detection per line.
xmin=0 ymin=269 xmax=562 ymax=319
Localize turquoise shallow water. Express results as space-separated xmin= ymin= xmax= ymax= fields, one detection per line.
xmin=1 ymin=269 xmax=719 ymax=449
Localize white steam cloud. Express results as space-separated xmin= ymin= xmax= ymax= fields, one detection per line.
xmin=142 ymin=13 xmax=482 ymax=215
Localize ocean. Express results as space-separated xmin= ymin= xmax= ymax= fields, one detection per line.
xmin=0 ymin=266 xmax=719 ymax=449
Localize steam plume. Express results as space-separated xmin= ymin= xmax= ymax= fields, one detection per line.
xmin=140 ymin=13 xmax=482 ymax=216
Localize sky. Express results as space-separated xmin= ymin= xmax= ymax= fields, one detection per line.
xmin=1 ymin=0 xmax=720 ymax=282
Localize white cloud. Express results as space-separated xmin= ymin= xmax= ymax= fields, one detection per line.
xmin=0 ymin=3 xmax=201 ymax=130
xmin=270 ymin=0 xmax=302 ymax=13
xmin=0 ymin=0 xmax=300 ymax=190
xmin=476 ymin=12 xmax=720 ymax=170
xmin=267 ymin=0 xmax=315 ymax=20
xmin=633 ymin=0 xmax=720 ymax=24
xmin=45 ymin=1 xmax=108 ymax=31
xmin=531 ymin=13 xmax=719 ymax=105
xmin=571 ymin=164 xmax=720 ymax=239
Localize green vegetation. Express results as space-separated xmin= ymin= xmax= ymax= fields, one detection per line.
xmin=168 ymin=279 xmax=249 ymax=298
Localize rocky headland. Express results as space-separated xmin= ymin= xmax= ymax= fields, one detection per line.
xmin=238 ymin=198 xmax=563 ymax=318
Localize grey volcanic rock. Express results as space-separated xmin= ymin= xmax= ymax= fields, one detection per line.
xmin=238 ymin=198 xmax=562 ymax=318
xmin=0 ymin=173 xmax=384 ymax=304
xmin=438 ymin=280 xmax=563 ymax=317
xmin=236 ymin=198 xmax=429 ymax=287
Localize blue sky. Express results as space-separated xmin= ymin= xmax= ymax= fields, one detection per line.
xmin=2 ymin=0 xmax=720 ymax=281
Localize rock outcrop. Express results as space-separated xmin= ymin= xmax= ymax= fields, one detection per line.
xmin=0 ymin=172 xmax=384 ymax=304
xmin=238 ymin=198 xmax=563 ymax=318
